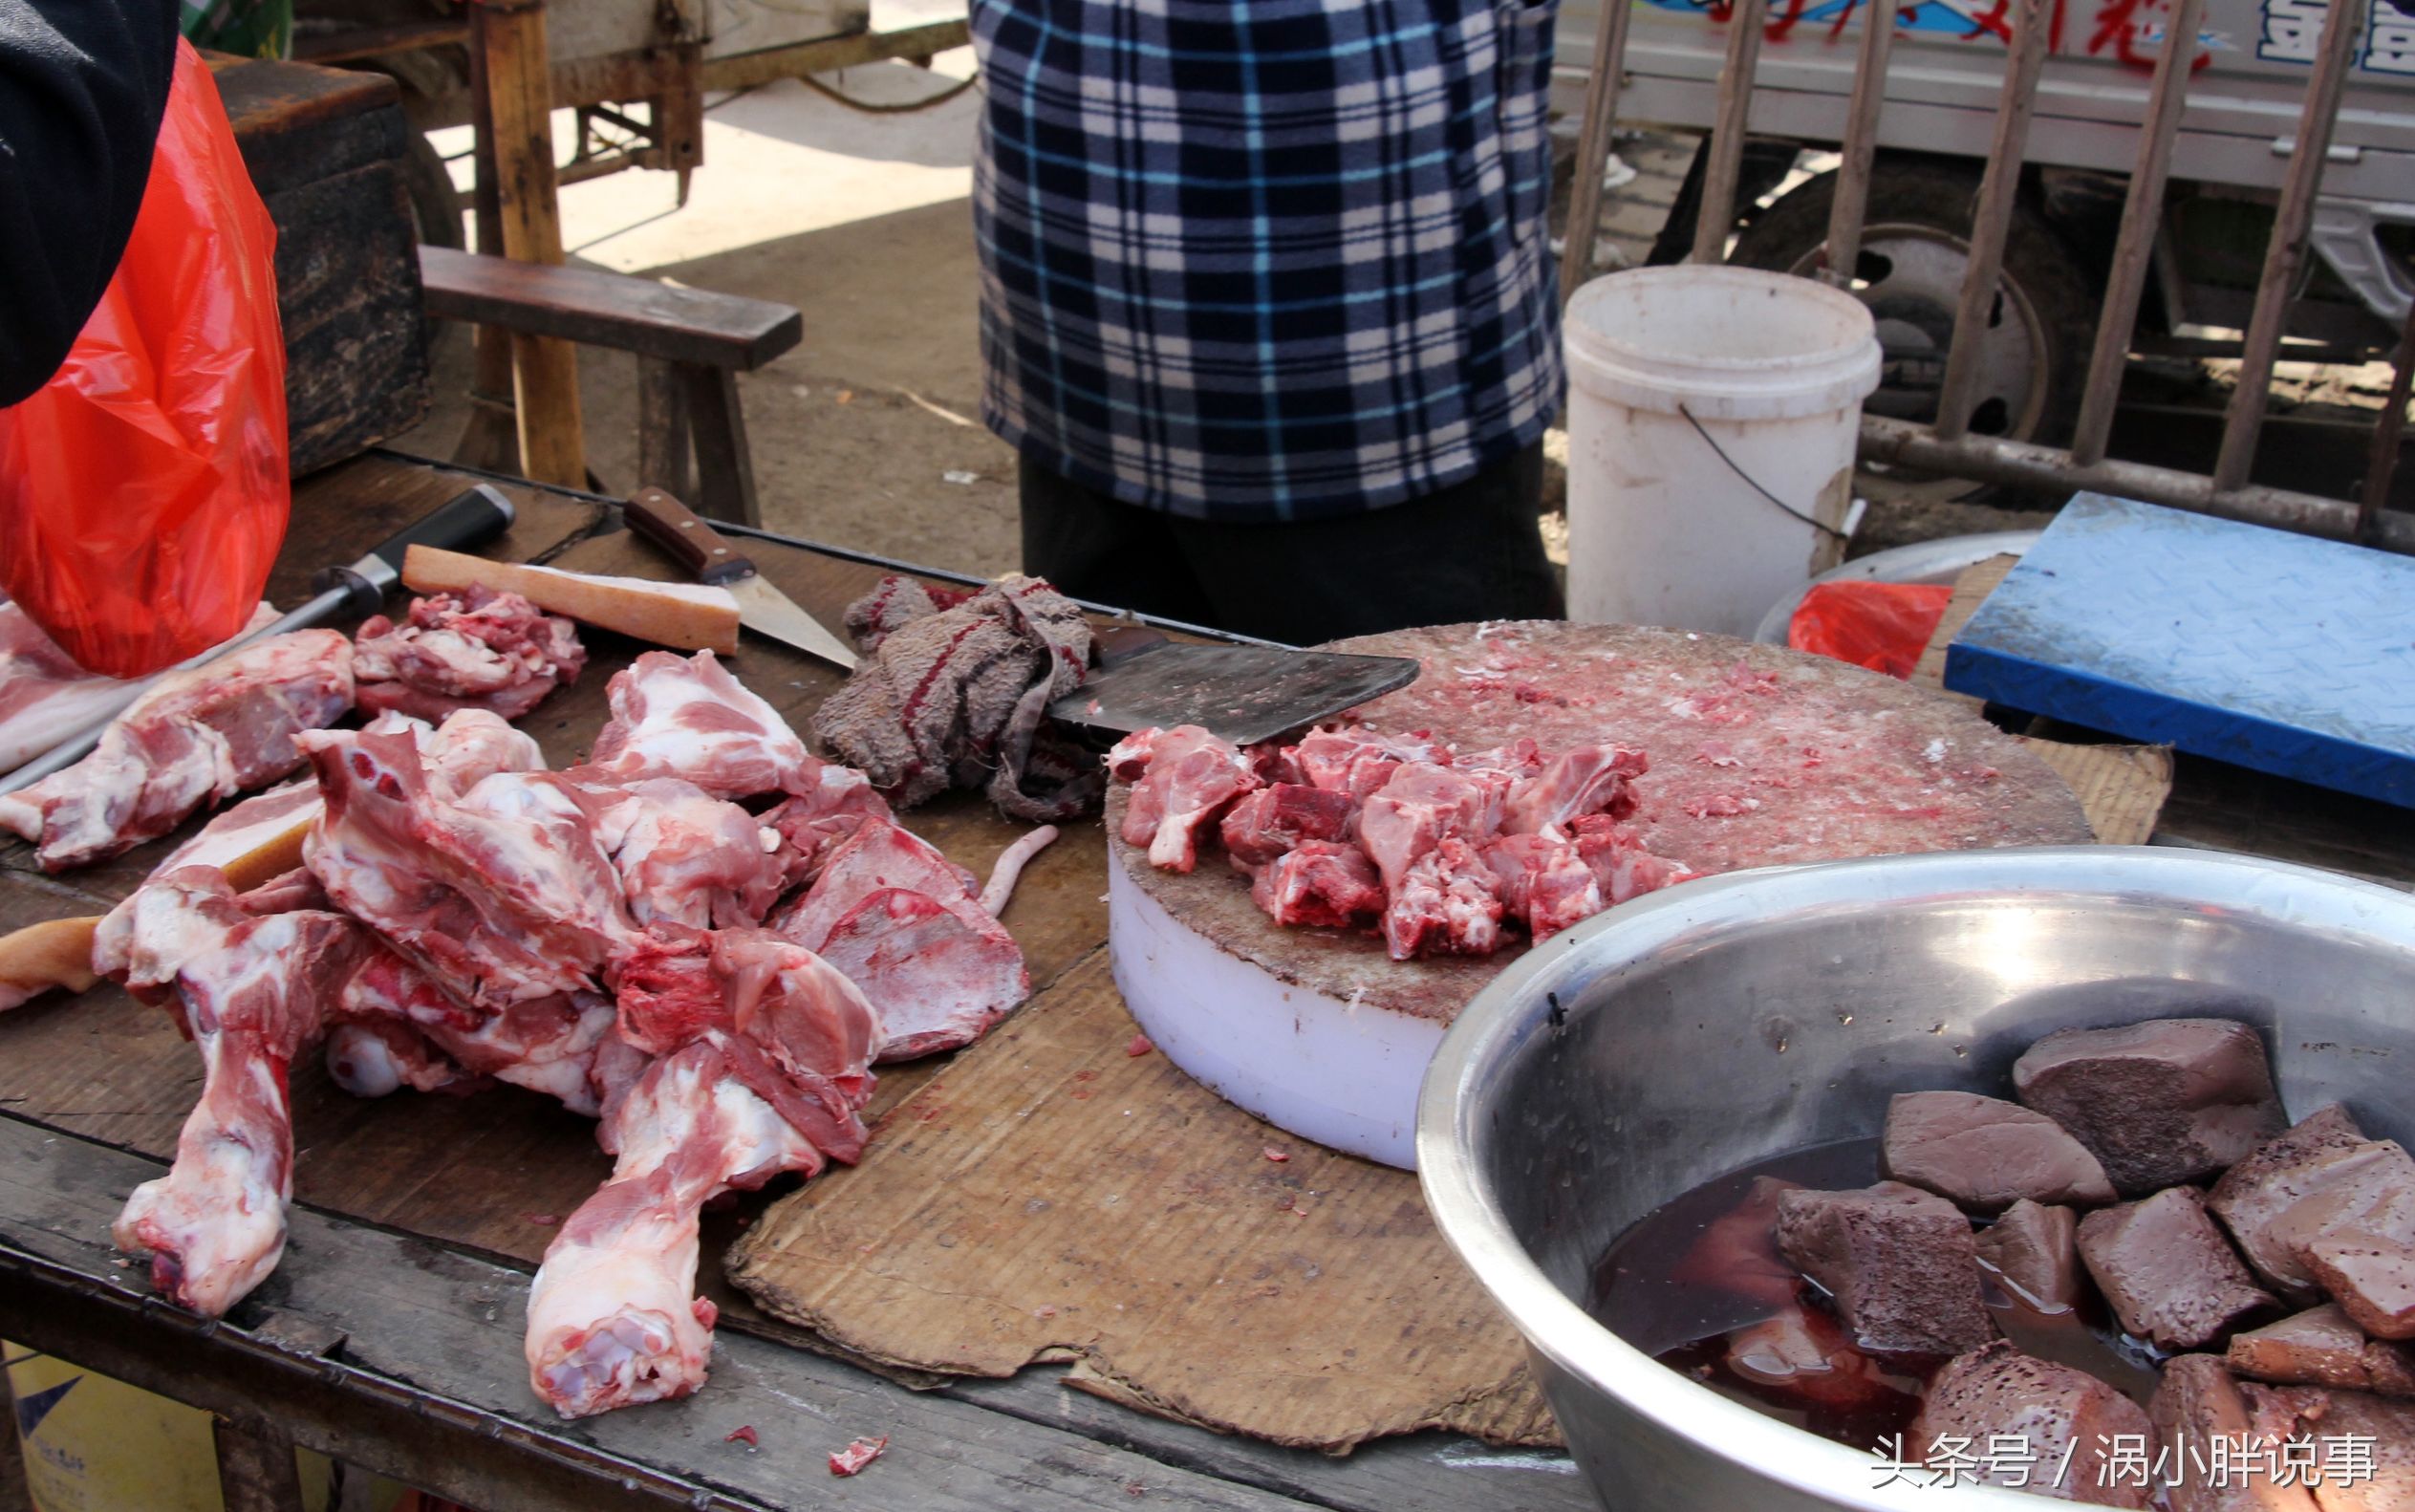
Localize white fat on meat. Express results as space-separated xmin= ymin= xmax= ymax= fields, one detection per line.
xmin=0 ymin=600 xmax=278 ymax=774
xmin=332 ymin=948 xmax=620 ymax=1115
xmin=575 ymin=650 xmax=815 ymax=800
xmin=1117 ymin=724 xmax=1259 ymax=872
xmin=586 ymin=777 xmax=786 ymax=930
xmin=300 ymin=724 xmax=638 ymax=1010
xmin=354 ymin=587 xmax=586 ymax=723
xmin=0 ymin=630 xmax=356 ymax=871
xmin=110 ymin=878 xmax=370 ymax=1317
xmin=1356 ymin=763 xmax=1510 ymax=897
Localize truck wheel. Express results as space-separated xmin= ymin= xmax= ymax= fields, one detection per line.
xmin=1729 ymin=161 xmax=2094 ymax=506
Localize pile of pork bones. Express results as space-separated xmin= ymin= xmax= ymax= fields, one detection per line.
xmin=7 ymin=594 xmax=1050 ymax=1419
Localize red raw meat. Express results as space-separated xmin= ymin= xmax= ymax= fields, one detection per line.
xmin=576 ymin=650 xmax=815 ymax=800
xmin=1567 ymin=814 xmax=1700 ymax=903
xmin=0 ymin=629 xmax=355 ymax=871
xmin=1478 ymin=832 xmax=1606 ymax=940
xmin=1357 ymin=762 xmax=1510 ymax=897
xmin=1218 ymin=783 xmax=1356 ymax=868
xmin=1500 ymin=745 xmax=1647 ymax=834
xmin=813 ymin=887 xmax=1030 ymax=1062
xmin=354 ymin=587 xmax=586 ymax=722
xmin=589 ymin=777 xmax=786 ymax=930
xmin=1289 ymin=727 xmax=1440 ymax=799
xmin=829 ymin=1436 xmax=888 ymax=1477
xmin=1249 ymin=840 xmax=1386 ymax=929
xmin=769 ymin=819 xmax=985 ymax=948
xmin=0 ymin=599 xmax=275 ymax=773
xmin=757 ymin=764 xmax=894 ymax=891
xmin=1119 ymin=724 xmax=1258 ymax=872
xmin=1381 ymin=836 xmax=1506 ymax=960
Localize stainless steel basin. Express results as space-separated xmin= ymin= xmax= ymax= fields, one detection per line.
xmin=1417 ymin=846 xmax=2415 ymax=1511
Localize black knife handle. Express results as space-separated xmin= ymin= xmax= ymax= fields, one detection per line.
xmin=370 ymin=485 xmax=516 ymax=574
xmin=625 ymin=487 xmax=755 ymax=586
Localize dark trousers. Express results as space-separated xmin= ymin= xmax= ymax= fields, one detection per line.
xmin=1018 ymin=444 xmax=1563 ymax=646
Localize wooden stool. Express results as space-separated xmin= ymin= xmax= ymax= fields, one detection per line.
xmin=417 ymin=246 xmax=803 ymax=524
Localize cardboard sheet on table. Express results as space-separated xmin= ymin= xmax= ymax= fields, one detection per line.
xmin=725 ymin=952 xmax=1559 ymax=1454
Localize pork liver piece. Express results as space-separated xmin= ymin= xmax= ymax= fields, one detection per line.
xmin=1884 ymin=1091 xmax=2119 ymax=1213
xmin=1977 ymin=1199 xmax=2086 ymax=1312
xmin=2306 ymin=1390 xmax=2415 ymax=1512
xmin=1910 ymin=1341 xmax=2156 ymax=1508
xmin=1773 ymin=1180 xmax=1996 ymax=1358
xmin=2150 ymin=1354 xmax=2322 ymax=1512
xmin=2230 ymin=1306 xmax=2415 ymax=1397
xmin=2210 ymin=1106 xmax=2379 ymax=1295
xmin=2013 ymin=1019 xmax=2287 ymax=1195
xmin=2303 ymin=1229 xmax=2415 ymax=1343
xmin=2078 ymin=1187 xmax=2276 ymax=1350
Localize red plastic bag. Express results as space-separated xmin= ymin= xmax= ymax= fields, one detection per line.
xmin=1787 ymin=580 xmax=1955 ymax=680
xmin=0 ymin=40 xmax=288 ymax=680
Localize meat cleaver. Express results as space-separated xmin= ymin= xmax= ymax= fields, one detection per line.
xmin=1047 ymin=626 xmax=1417 ymax=747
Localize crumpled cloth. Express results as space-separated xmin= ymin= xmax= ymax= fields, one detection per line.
xmin=812 ymin=574 xmax=1098 ymax=821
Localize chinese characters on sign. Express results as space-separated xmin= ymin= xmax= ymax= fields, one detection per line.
xmin=2258 ymin=0 xmax=2415 ymax=73
xmin=1869 ymin=1432 xmax=2381 ymax=1490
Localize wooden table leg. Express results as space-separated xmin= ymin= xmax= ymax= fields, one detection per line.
xmin=453 ymin=142 xmax=523 ymax=475
xmin=468 ymin=0 xmax=588 ymax=489
xmin=636 ymin=356 xmax=693 ymax=501
xmin=213 ymin=1418 xmax=308 ymax=1512
xmin=684 ymin=366 xmax=763 ymax=526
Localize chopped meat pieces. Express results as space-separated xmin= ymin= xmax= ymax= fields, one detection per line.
xmin=2077 ymin=1186 xmax=2275 ymax=1350
xmin=813 ymin=573 xmax=1097 ymax=821
xmin=1357 ymin=762 xmax=1507 ymax=897
xmin=576 ymin=650 xmax=815 ymax=799
xmin=1882 ymin=1091 xmax=2119 ymax=1212
xmin=1772 ymin=1180 xmax=1996 ymax=1358
xmin=2210 ymin=1105 xmax=2380 ymax=1295
xmin=1381 ymin=836 xmax=1506 ymax=961
xmin=2013 ymin=1019 xmax=2287 ymax=1195
xmin=2230 ymin=1306 xmax=2415 ymax=1397
xmin=2148 ymin=1354 xmax=2322 ymax=1512
xmin=1218 ymin=784 xmax=1355 ymax=869
xmin=1249 ymin=840 xmax=1386 ymax=929
xmin=588 ymin=777 xmax=785 ymax=930
xmin=1976 ymin=1199 xmax=2086 ymax=1312
xmin=1565 ymin=813 xmax=1699 ymax=904
xmin=828 ymin=1436 xmax=888 ymax=1477
xmin=354 ymin=587 xmax=585 ymax=722
xmin=1499 ymin=745 xmax=1646 ymax=834
xmin=1478 ymin=831 xmax=1606 ymax=940
xmin=1910 ymin=1341 xmax=2157 ymax=1508
xmin=1117 ymin=725 xmax=1258 ymax=873
xmin=1288 ymin=727 xmax=1439 ymax=799
xmin=0 ymin=598 xmax=275 ymax=773
xmin=0 ymin=630 xmax=356 ymax=870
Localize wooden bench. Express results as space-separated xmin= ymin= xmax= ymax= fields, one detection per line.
xmin=417 ymin=245 xmax=804 ymax=525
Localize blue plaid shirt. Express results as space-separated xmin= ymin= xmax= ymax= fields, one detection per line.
xmin=971 ymin=0 xmax=1563 ymax=522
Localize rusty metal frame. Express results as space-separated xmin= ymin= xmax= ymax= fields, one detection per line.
xmin=1560 ymin=0 xmax=2415 ymax=548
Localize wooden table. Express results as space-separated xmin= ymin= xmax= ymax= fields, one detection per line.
xmin=0 ymin=451 xmax=1596 ymax=1512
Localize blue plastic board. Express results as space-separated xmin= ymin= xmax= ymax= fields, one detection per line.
xmin=1943 ymin=493 xmax=2415 ymax=809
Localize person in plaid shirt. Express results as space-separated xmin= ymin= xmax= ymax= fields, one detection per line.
xmin=973 ymin=0 xmax=1566 ymax=644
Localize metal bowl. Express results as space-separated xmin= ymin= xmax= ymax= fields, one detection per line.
xmin=1417 ymin=846 xmax=2415 ymax=1511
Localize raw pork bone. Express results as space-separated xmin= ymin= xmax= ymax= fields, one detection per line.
xmin=2231 ymin=1306 xmax=2415 ymax=1397
xmin=93 ymin=708 xmax=544 ymax=979
xmin=1477 ymin=831 xmax=1604 ymax=940
xmin=354 ymin=586 xmax=585 ymax=723
xmin=105 ymin=868 xmax=373 ymax=1316
xmin=1117 ymin=724 xmax=1260 ymax=873
xmin=301 ymin=724 xmax=640 ymax=1011
xmin=767 ymin=819 xmax=1028 ymax=1062
xmin=1976 ymin=1199 xmax=2086 ymax=1312
xmin=1249 ymin=840 xmax=1385 ymax=929
xmin=587 ymin=777 xmax=784 ymax=930
xmin=0 ymin=599 xmax=276 ymax=772
xmin=1499 ymin=745 xmax=1646 ymax=834
xmin=2212 ymin=1106 xmax=2380 ymax=1295
xmin=2013 ymin=1019 xmax=2287 ymax=1195
xmin=1219 ymin=784 xmax=1355 ymax=869
xmin=2149 ymin=1354 xmax=2323 ymax=1512
xmin=1910 ymin=1341 xmax=2157 ymax=1508
xmin=573 ymin=650 xmax=814 ymax=800
xmin=1772 ymin=1180 xmax=1996 ymax=1358
xmin=1564 ymin=813 xmax=1699 ymax=903
xmin=1285 ymin=726 xmax=1444 ymax=799
xmin=757 ymin=761 xmax=893 ymax=891
xmin=1357 ymin=763 xmax=1509 ymax=897
xmin=1383 ymin=836 xmax=1508 ymax=961
xmin=1882 ymin=1091 xmax=2118 ymax=1213
xmin=812 ymin=573 xmax=1097 ymax=822
xmin=529 ymin=928 xmax=880 ymax=1417
xmin=2077 ymin=1187 xmax=2275 ymax=1350
xmin=0 ymin=630 xmax=356 ymax=871
xmin=329 ymin=947 xmax=620 ymax=1116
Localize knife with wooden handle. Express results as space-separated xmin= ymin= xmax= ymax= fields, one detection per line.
xmin=621 ymin=489 xmax=858 ymax=671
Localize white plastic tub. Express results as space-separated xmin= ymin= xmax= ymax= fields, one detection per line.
xmin=1563 ymin=267 xmax=1881 ymax=637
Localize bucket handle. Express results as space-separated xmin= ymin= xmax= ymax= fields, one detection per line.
xmin=1678 ymin=403 xmax=1849 ymax=544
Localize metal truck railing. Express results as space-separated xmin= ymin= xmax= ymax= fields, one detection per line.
xmin=1559 ymin=0 xmax=2415 ymax=554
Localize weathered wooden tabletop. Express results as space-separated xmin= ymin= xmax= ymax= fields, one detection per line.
xmin=0 ymin=451 xmax=1596 ymax=1512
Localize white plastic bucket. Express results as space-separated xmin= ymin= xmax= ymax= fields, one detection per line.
xmin=1563 ymin=266 xmax=1882 ymax=637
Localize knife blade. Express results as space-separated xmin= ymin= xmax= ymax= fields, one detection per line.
xmin=621 ymin=488 xmax=858 ymax=670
